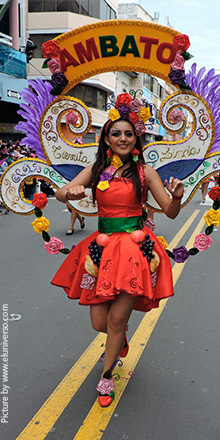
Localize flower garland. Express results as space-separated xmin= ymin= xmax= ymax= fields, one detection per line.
xmin=41 ymin=40 xmax=69 ymax=95
xmin=168 ymin=34 xmax=193 ymax=92
xmin=107 ymin=93 xmax=151 ymax=136
xmin=31 ymin=193 xmax=70 ymax=255
xmin=97 ymin=153 xmax=123 ymax=191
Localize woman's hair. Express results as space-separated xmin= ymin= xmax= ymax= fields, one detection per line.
xmin=91 ymin=118 xmax=145 ymax=203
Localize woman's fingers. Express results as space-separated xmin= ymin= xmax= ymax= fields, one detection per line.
xmin=66 ymin=185 xmax=88 ymax=200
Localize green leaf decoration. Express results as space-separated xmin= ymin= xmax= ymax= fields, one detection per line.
xmin=106 ymin=157 xmax=111 ymax=165
xmin=166 ymin=249 xmax=174 ymax=259
xmin=50 ymin=87 xmax=62 ymax=96
xmin=109 ymin=391 xmax=115 ymax=399
xmin=181 ymin=51 xmax=194 ymax=60
xmin=125 ymin=228 xmax=135 ymax=233
xmin=42 ymin=231 xmax=50 ymax=242
xmin=42 ymin=58 xmax=51 ymax=68
xmin=137 ymin=218 xmax=144 ymax=229
xmin=205 ymin=224 xmax=214 ymax=235
xmin=188 ymin=247 xmax=200 ymax=256
xmin=213 ymin=199 xmax=220 ymax=210
xmin=59 ymin=248 xmax=70 ymax=254
xmin=133 ymin=155 xmax=138 ymax=163
xmin=35 ymin=207 xmax=42 ymax=217
xmin=179 ymin=81 xmax=192 ymax=91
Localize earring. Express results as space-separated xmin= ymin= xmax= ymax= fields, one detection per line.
xmin=131 ymin=147 xmax=139 ymax=163
xmin=106 ymin=148 xmax=113 ymax=164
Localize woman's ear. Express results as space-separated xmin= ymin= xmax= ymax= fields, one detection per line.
xmin=105 ymin=136 xmax=111 ymax=146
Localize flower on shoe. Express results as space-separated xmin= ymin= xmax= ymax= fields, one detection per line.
xmin=173 ymin=34 xmax=190 ymax=52
xmin=204 ymin=208 xmax=220 ymax=227
xmin=157 ymin=236 xmax=168 ymax=249
xmin=138 ymin=107 xmax=151 ymax=123
xmin=171 ymin=51 xmax=185 ymax=70
xmin=193 ymin=233 xmax=213 ymax=252
xmin=32 ymin=192 xmax=48 ymax=210
xmin=42 ymin=40 xmax=60 ymax=58
xmin=168 ymin=109 xmax=185 ymax=124
xmin=47 ymin=57 xmax=61 ymax=74
xmin=129 ymin=98 xmax=142 ymax=113
xmin=134 ymin=120 xmax=146 ymax=136
xmin=172 ymin=245 xmax=189 ymax=263
xmin=44 ymin=237 xmax=64 ymax=255
xmin=108 ymin=109 xmax=120 ymax=121
xmin=51 ymin=72 xmax=68 ymax=90
xmin=32 ymin=217 xmax=50 ymax=234
xmin=96 ymin=377 xmax=115 ymax=395
xmin=169 ymin=68 xmax=186 ymax=85
xmin=208 ymin=186 xmax=220 ymax=201
xmin=115 ymin=93 xmax=133 ymax=109
xmin=65 ymin=110 xmax=79 ymax=125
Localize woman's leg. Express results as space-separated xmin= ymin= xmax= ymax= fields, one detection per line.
xmin=202 ymin=182 xmax=209 ymax=202
xmin=90 ymin=302 xmax=110 ymax=334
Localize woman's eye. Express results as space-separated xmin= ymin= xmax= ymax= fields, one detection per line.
xmin=111 ymin=131 xmax=121 ymax=137
xmin=125 ymin=131 xmax=133 ymax=137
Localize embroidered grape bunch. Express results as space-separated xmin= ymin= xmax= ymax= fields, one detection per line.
xmin=139 ymin=234 xmax=155 ymax=262
xmin=88 ymin=239 xmax=103 ymax=267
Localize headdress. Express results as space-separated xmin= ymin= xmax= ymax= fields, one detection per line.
xmin=106 ymin=93 xmax=151 ymax=136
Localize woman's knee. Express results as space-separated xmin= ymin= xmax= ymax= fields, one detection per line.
xmin=107 ymin=314 xmax=126 ymax=333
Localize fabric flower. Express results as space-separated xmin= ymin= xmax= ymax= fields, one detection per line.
xmin=32 ymin=192 xmax=48 ymax=210
xmin=169 ymin=68 xmax=186 ymax=85
xmin=99 ymin=171 xmax=112 ymax=183
xmin=138 ymin=107 xmax=151 ymax=122
xmin=47 ymin=57 xmax=61 ymax=74
xmin=51 ymin=72 xmax=68 ymax=90
xmin=208 ymin=186 xmax=220 ymax=201
xmin=44 ymin=237 xmax=64 ymax=255
xmin=193 ymin=233 xmax=213 ymax=252
xmin=96 ymin=377 xmax=115 ymax=395
xmin=116 ymin=92 xmax=132 ymax=109
xmin=173 ymin=34 xmax=190 ymax=52
xmin=129 ymin=98 xmax=142 ymax=113
xmin=157 ymin=236 xmax=168 ymax=249
xmin=111 ymin=154 xmax=123 ymax=169
xmin=118 ymin=105 xmax=130 ymax=119
xmin=134 ymin=120 xmax=146 ymax=136
xmin=97 ymin=181 xmax=110 ymax=191
xmin=204 ymin=208 xmax=220 ymax=227
xmin=171 ymin=51 xmax=185 ymax=70
xmin=108 ymin=109 xmax=120 ymax=121
xmin=129 ymin=112 xmax=139 ymax=124
xmin=80 ymin=273 xmax=97 ymax=290
xmin=42 ymin=40 xmax=60 ymax=58
xmin=65 ymin=110 xmax=79 ymax=125
xmin=145 ymin=218 xmax=155 ymax=231
xmin=168 ymin=109 xmax=185 ymax=124
xmin=172 ymin=245 xmax=189 ymax=263
xmin=32 ymin=217 xmax=50 ymax=234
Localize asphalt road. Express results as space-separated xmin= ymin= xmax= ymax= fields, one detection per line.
xmin=0 ymin=190 xmax=220 ymax=440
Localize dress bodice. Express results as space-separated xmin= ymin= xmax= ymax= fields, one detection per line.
xmin=97 ymin=178 xmax=144 ymax=218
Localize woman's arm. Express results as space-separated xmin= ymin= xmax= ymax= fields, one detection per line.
xmin=55 ymin=164 xmax=93 ymax=203
xmin=144 ymin=164 xmax=184 ymax=219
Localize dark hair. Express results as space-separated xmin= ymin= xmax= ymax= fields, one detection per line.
xmin=91 ymin=118 xmax=145 ymax=203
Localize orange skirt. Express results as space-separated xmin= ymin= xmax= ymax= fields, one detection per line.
xmin=51 ymin=226 xmax=174 ymax=313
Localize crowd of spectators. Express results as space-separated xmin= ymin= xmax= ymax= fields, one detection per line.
xmin=0 ymin=138 xmax=55 ymax=214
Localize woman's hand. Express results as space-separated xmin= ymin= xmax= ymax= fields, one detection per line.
xmin=164 ymin=177 xmax=184 ymax=199
xmin=66 ymin=185 xmax=88 ymax=200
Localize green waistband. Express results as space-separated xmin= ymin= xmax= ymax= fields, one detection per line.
xmin=98 ymin=216 xmax=143 ymax=233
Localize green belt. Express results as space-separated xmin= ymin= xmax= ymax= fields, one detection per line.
xmin=98 ymin=216 xmax=144 ymax=234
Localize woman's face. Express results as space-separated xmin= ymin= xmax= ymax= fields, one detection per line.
xmin=105 ymin=120 xmax=137 ymax=161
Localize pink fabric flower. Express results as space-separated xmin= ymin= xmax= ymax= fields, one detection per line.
xmin=171 ymin=51 xmax=185 ymax=70
xmin=44 ymin=237 xmax=64 ymax=255
xmin=168 ymin=109 xmax=185 ymax=124
xmin=47 ymin=57 xmax=61 ymax=74
xmin=80 ymin=273 xmax=97 ymax=290
xmin=193 ymin=233 xmax=213 ymax=251
xmin=129 ymin=98 xmax=142 ymax=113
xmin=96 ymin=377 xmax=115 ymax=394
xmin=146 ymin=218 xmax=156 ymax=231
xmin=65 ymin=110 xmax=79 ymax=125
xmin=134 ymin=120 xmax=146 ymax=136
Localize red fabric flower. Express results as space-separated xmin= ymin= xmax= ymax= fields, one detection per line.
xmin=173 ymin=34 xmax=190 ymax=52
xmin=32 ymin=193 xmax=48 ymax=210
xmin=115 ymin=93 xmax=132 ymax=109
xmin=42 ymin=40 xmax=60 ymax=58
xmin=131 ymin=147 xmax=140 ymax=156
xmin=129 ymin=112 xmax=139 ymax=125
xmin=208 ymin=186 xmax=220 ymax=201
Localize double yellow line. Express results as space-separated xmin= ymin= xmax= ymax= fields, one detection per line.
xmin=16 ymin=209 xmax=205 ymax=440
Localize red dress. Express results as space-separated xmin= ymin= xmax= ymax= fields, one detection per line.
xmin=51 ymin=178 xmax=174 ymax=312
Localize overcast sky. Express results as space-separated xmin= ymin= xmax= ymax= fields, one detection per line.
xmin=118 ymin=0 xmax=220 ymax=72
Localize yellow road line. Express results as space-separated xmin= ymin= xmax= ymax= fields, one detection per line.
xmin=73 ymin=213 xmax=206 ymax=440
xmin=16 ymin=209 xmax=203 ymax=440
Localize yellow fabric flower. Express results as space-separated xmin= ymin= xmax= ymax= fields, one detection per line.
xmin=32 ymin=216 xmax=50 ymax=234
xmin=97 ymin=181 xmax=110 ymax=191
xmin=204 ymin=209 xmax=220 ymax=227
xmin=138 ymin=107 xmax=151 ymax=123
xmin=108 ymin=109 xmax=120 ymax=121
xmin=157 ymin=236 xmax=168 ymax=249
xmin=111 ymin=154 xmax=123 ymax=169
